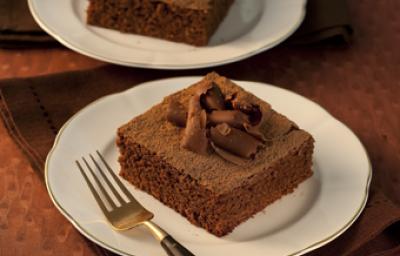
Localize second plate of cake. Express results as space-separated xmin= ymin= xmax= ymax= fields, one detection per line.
xmin=46 ymin=75 xmax=371 ymax=256
xmin=28 ymin=0 xmax=306 ymax=69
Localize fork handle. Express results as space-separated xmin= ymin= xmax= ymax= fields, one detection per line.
xmin=143 ymin=221 xmax=194 ymax=256
xmin=161 ymin=235 xmax=195 ymax=256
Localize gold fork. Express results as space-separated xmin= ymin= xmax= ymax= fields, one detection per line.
xmin=76 ymin=150 xmax=194 ymax=256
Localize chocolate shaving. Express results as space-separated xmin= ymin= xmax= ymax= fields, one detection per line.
xmin=167 ymin=81 xmax=270 ymax=165
xmin=210 ymin=123 xmax=263 ymax=158
xmin=166 ymin=101 xmax=187 ymax=127
xmin=232 ymin=100 xmax=262 ymax=125
xmin=210 ymin=142 xmax=249 ymax=166
xmin=208 ymin=110 xmax=249 ymax=129
xmin=244 ymin=123 xmax=266 ymax=141
xmin=181 ymin=95 xmax=208 ymax=155
xmin=231 ymin=99 xmax=269 ymax=141
xmin=198 ymin=82 xmax=225 ymax=111
xmin=243 ymin=107 xmax=269 ymax=141
xmin=225 ymin=93 xmax=236 ymax=102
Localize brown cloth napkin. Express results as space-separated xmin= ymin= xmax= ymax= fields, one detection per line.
xmin=1 ymin=64 xmax=400 ymax=256
xmin=0 ymin=0 xmax=352 ymax=48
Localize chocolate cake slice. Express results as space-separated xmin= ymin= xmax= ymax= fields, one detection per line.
xmin=87 ymin=0 xmax=234 ymax=46
xmin=117 ymin=72 xmax=314 ymax=236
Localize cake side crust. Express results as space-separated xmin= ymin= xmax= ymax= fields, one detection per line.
xmin=86 ymin=0 xmax=234 ymax=46
xmin=117 ymin=130 xmax=217 ymax=230
xmin=118 ymin=128 xmax=314 ymax=236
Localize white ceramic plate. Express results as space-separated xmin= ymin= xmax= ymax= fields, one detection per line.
xmin=46 ymin=77 xmax=371 ymax=256
xmin=28 ymin=0 xmax=306 ymax=69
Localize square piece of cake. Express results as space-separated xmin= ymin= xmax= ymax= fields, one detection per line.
xmin=117 ymin=72 xmax=314 ymax=236
xmin=87 ymin=0 xmax=234 ymax=46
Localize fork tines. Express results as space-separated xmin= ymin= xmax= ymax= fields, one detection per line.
xmin=76 ymin=150 xmax=134 ymax=214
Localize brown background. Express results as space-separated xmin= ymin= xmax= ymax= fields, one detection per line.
xmin=1 ymin=1 xmax=400 ymax=255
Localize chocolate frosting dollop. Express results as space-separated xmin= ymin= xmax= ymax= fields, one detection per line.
xmin=166 ymin=81 xmax=269 ymax=165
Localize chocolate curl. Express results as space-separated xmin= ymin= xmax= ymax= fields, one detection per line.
xmin=243 ymin=123 xmax=266 ymax=141
xmin=181 ymin=95 xmax=208 ymax=155
xmin=225 ymin=93 xmax=236 ymax=102
xmin=244 ymin=104 xmax=272 ymax=141
xmin=208 ymin=110 xmax=249 ymax=129
xmin=210 ymin=123 xmax=263 ymax=158
xmin=231 ymin=99 xmax=269 ymax=141
xmin=210 ymin=142 xmax=249 ymax=166
xmin=166 ymin=101 xmax=187 ymax=127
xmin=231 ymin=100 xmax=262 ymax=124
xmin=198 ymin=82 xmax=225 ymax=111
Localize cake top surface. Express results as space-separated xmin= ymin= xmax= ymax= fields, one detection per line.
xmin=119 ymin=72 xmax=313 ymax=194
xmin=151 ymin=0 xmax=210 ymax=10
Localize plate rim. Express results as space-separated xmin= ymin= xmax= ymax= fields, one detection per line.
xmin=45 ymin=77 xmax=372 ymax=256
xmin=28 ymin=0 xmax=307 ymax=70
